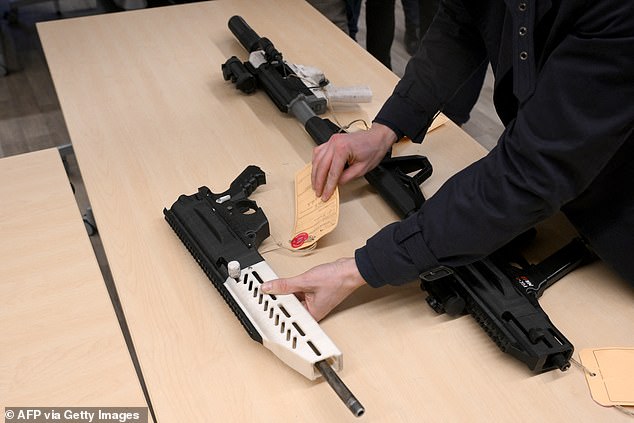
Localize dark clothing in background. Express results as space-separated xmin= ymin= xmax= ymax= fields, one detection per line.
xmin=365 ymin=0 xmax=485 ymax=123
xmin=364 ymin=0 xmax=425 ymax=69
xmin=355 ymin=0 xmax=634 ymax=286
xmin=365 ymin=0 xmax=396 ymax=69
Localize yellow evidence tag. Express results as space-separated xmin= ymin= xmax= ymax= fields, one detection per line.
xmin=290 ymin=163 xmax=339 ymax=250
xmin=579 ymin=347 xmax=634 ymax=408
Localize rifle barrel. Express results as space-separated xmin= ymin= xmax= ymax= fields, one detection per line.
xmin=315 ymin=360 xmax=365 ymax=417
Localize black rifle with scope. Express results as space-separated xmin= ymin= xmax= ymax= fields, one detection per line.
xmin=222 ymin=15 xmax=432 ymax=219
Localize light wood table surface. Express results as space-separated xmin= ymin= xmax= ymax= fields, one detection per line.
xmin=0 ymin=149 xmax=147 ymax=411
xmin=38 ymin=1 xmax=634 ymax=421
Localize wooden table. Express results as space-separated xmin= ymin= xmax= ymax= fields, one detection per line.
xmin=38 ymin=1 xmax=634 ymax=421
xmin=0 ymin=149 xmax=147 ymax=410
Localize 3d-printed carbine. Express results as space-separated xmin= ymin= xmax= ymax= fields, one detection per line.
xmin=164 ymin=166 xmax=364 ymax=417
xmin=421 ymin=234 xmax=594 ymax=373
xmin=222 ymin=15 xmax=433 ymax=219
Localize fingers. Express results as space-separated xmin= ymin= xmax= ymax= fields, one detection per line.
xmin=261 ymin=278 xmax=294 ymax=295
xmin=260 ymin=259 xmax=367 ymax=321
xmin=261 ymin=277 xmax=326 ymax=322
xmin=311 ymin=134 xmax=367 ymax=201
xmin=312 ymin=134 xmax=350 ymax=200
xmin=321 ymin=147 xmax=348 ymax=201
xmin=312 ymin=128 xmax=395 ymax=201
xmin=338 ymin=161 xmax=366 ymax=186
xmin=262 ymin=271 xmax=320 ymax=293
xmin=311 ymin=143 xmax=331 ymax=198
xmin=261 ymin=277 xmax=319 ymax=319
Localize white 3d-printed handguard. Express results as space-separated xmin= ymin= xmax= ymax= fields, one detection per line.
xmin=224 ymin=260 xmax=342 ymax=380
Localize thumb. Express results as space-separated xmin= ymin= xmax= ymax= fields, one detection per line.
xmin=261 ymin=278 xmax=294 ymax=295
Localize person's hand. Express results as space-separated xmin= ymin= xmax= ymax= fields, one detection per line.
xmin=261 ymin=258 xmax=366 ymax=321
xmin=312 ymin=123 xmax=397 ymax=201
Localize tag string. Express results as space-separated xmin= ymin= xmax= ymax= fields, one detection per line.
xmin=570 ymin=356 xmax=596 ymax=377
xmin=260 ymin=234 xmax=317 ymax=256
xmin=571 ymin=356 xmax=634 ymax=417
xmin=615 ymin=405 xmax=634 ymax=417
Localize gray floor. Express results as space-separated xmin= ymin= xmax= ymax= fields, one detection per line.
xmin=0 ymin=0 xmax=107 ymax=157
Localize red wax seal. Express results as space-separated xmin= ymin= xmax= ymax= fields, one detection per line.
xmin=291 ymin=232 xmax=309 ymax=248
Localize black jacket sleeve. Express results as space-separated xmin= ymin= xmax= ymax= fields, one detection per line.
xmin=356 ymin=0 xmax=634 ymax=287
xmin=373 ymin=0 xmax=488 ymax=141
